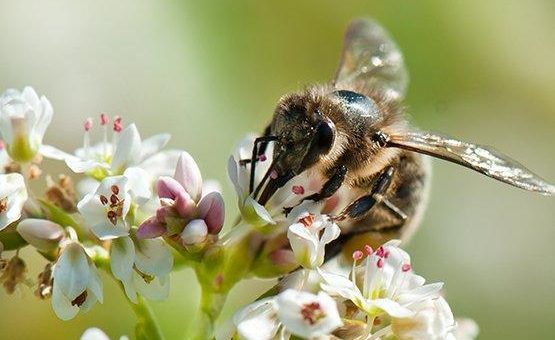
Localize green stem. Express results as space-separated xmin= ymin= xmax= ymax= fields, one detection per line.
xmin=129 ymin=295 xmax=165 ymax=340
xmin=186 ymin=288 xmax=227 ymax=340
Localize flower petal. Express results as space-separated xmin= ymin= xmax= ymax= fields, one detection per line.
xmin=174 ymin=151 xmax=203 ymax=202
xmin=111 ymin=124 xmax=142 ymax=172
xmin=198 ymin=191 xmax=225 ymax=235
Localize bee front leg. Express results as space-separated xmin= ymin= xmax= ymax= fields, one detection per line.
xmin=334 ymin=166 xmax=407 ymax=222
xmin=283 ymin=164 xmax=348 ymax=215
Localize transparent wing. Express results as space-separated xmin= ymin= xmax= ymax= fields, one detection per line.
xmin=388 ymin=130 xmax=555 ymax=195
xmin=334 ymin=19 xmax=409 ymax=100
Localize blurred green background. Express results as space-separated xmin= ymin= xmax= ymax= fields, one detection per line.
xmin=0 ymin=1 xmax=553 ymax=339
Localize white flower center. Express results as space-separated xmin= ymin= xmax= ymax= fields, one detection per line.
xmin=99 ymin=185 xmax=125 ymax=225
xmin=301 ymin=302 xmax=325 ymax=325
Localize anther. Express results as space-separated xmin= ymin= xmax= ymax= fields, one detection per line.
xmin=110 ymin=194 xmax=118 ymax=205
xmin=376 ymin=258 xmax=384 ymax=268
xmin=99 ymin=195 xmax=108 ymax=205
xmin=111 ymin=185 xmax=119 ymax=195
xmin=292 ymin=185 xmax=305 ymax=195
xmin=100 ymin=113 xmax=109 ymax=125
xmin=299 ymin=213 xmax=315 ymax=227
xmin=84 ymin=118 xmax=93 ymax=132
xmin=364 ymin=244 xmax=373 ymax=256
xmin=352 ymin=250 xmax=364 ymax=261
xmin=402 ymin=263 xmax=411 ymax=272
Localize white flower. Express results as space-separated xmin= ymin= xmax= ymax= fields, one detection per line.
xmin=276 ymin=289 xmax=343 ymax=339
xmin=81 ymin=327 xmax=129 ymax=340
xmin=287 ymin=209 xmax=340 ymax=269
xmin=319 ymin=240 xmax=443 ymax=319
xmin=41 ymin=118 xmax=170 ymax=177
xmin=227 ymin=135 xmax=317 ymax=228
xmin=233 ymin=298 xmax=280 ymax=340
xmin=233 ymin=290 xmax=342 ymax=340
xmin=51 ymin=241 xmax=103 ymax=320
xmin=0 ymin=173 xmax=28 ymax=231
xmin=0 ymin=142 xmax=9 ymax=173
xmin=0 ymin=87 xmax=53 ymax=162
xmin=110 ymin=235 xmax=173 ymax=303
xmin=77 ymin=176 xmax=131 ymax=240
xmin=451 ymin=318 xmax=479 ymax=340
xmin=391 ymin=297 xmax=456 ymax=340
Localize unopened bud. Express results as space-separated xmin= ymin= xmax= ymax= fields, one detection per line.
xmin=198 ymin=192 xmax=225 ymax=235
xmin=180 ymin=219 xmax=208 ymax=245
xmin=16 ymin=219 xmax=64 ymax=252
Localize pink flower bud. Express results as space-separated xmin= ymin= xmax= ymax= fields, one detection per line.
xmin=100 ymin=113 xmax=109 ymax=125
xmin=157 ymin=176 xmax=186 ymax=200
xmin=269 ymin=249 xmax=296 ymax=267
xmin=174 ymin=152 xmax=203 ymax=202
xmin=198 ymin=192 xmax=225 ymax=235
xmin=137 ymin=217 xmax=166 ymax=239
xmin=180 ymin=219 xmax=207 ymax=245
xmin=84 ymin=118 xmax=93 ymax=132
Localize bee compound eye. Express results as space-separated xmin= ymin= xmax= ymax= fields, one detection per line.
xmin=300 ymin=120 xmax=336 ymax=169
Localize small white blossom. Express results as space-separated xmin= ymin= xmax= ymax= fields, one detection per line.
xmin=276 ymin=289 xmax=343 ymax=339
xmin=319 ymin=240 xmax=443 ymax=319
xmin=80 ymin=327 xmax=128 ymax=340
xmin=233 ymin=289 xmax=342 ymax=340
xmin=287 ymin=209 xmax=340 ymax=269
xmin=41 ymin=118 xmax=171 ymax=177
xmin=227 ymin=135 xmax=317 ymax=227
xmin=77 ymin=176 xmax=131 ymax=240
xmin=233 ymin=298 xmax=280 ymax=340
xmin=391 ymin=297 xmax=456 ymax=340
xmin=110 ymin=235 xmax=173 ymax=303
xmin=0 ymin=87 xmax=53 ymax=162
xmin=0 ymin=173 xmax=28 ymax=231
xmin=51 ymin=240 xmax=103 ymax=320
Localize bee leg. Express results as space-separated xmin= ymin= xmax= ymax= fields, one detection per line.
xmin=334 ymin=166 xmax=406 ymax=221
xmin=283 ymin=164 xmax=348 ymax=215
xmin=242 ymin=135 xmax=278 ymax=194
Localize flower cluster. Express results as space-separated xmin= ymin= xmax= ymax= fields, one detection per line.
xmin=0 ymin=86 xmax=478 ymax=340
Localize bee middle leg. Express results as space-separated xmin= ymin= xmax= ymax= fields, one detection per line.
xmin=334 ymin=166 xmax=407 ymax=222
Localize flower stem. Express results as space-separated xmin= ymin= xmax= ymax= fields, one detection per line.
xmin=129 ymin=295 xmax=165 ymax=340
xmin=186 ymin=288 xmax=227 ymax=340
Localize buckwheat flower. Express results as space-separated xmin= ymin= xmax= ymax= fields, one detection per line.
xmin=287 ymin=209 xmax=340 ymax=269
xmin=227 ymin=135 xmax=318 ymax=228
xmin=41 ymin=116 xmax=170 ymax=178
xmin=137 ymin=152 xmax=225 ymax=243
xmin=0 ymin=141 xmax=9 ymax=173
xmin=77 ymin=176 xmax=131 ymax=240
xmin=233 ymin=298 xmax=280 ymax=340
xmin=276 ymin=289 xmax=343 ymax=339
xmin=0 ymin=173 xmax=28 ymax=231
xmin=51 ymin=236 xmax=103 ymax=320
xmin=391 ymin=297 xmax=456 ymax=340
xmin=0 ymin=87 xmax=53 ymax=162
xmin=80 ymin=328 xmax=129 ymax=340
xmin=110 ymin=235 xmax=173 ymax=303
xmin=319 ymin=240 xmax=443 ymax=320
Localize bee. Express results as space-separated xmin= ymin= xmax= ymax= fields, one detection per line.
xmin=245 ymin=19 xmax=554 ymax=257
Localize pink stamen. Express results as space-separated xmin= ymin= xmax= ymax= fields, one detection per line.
xmin=384 ymin=251 xmax=390 ymax=259
xmin=292 ymin=185 xmax=305 ymax=195
xmin=258 ymin=154 xmax=267 ymax=162
xmin=364 ymin=244 xmax=373 ymax=256
xmin=376 ymin=246 xmax=385 ymax=258
xmin=270 ymin=169 xmax=278 ymax=179
xmin=376 ymin=258 xmax=384 ymax=268
xmin=299 ymin=213 xmax=315 ymax=227
xmin=402 ymin=263 xmax=411 ymax=272
xmin=352 ymin=250 xmax=363 ymax=261
xmin=100 ymin=113 xmax=109 ymax=125
xmin=84 ymin=118 xmax=93 ymax=132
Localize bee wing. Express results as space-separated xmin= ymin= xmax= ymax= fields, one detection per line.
xmin=388 ymin=130 xmax=555 ymax=195
xmin=334 ymin=19 xmax=408 ymax=100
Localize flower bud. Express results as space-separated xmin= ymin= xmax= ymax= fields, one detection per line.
xmin=0 ymin=87 xmax=53 ymax=162
xmin=180 ymin=219 xmax=208 ymax=245
xmin=198 ymin=192 xmax=225 ymax=235
xmin=16 ymin=219 xmax=64 ymax=252
xmin=174 ymin=152 xmax=203 ymax=202
xmin=137 ymin=216 xmax=166 ymax=239
xmin=156 ymin=176 xmax=195 ymax=218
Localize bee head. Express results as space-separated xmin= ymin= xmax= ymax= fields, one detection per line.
xmin=257 ymin=94 xmax=336 ymax=204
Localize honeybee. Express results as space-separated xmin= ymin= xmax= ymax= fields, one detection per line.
xmin=246 ymin=19 xmax=554 ymax=257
